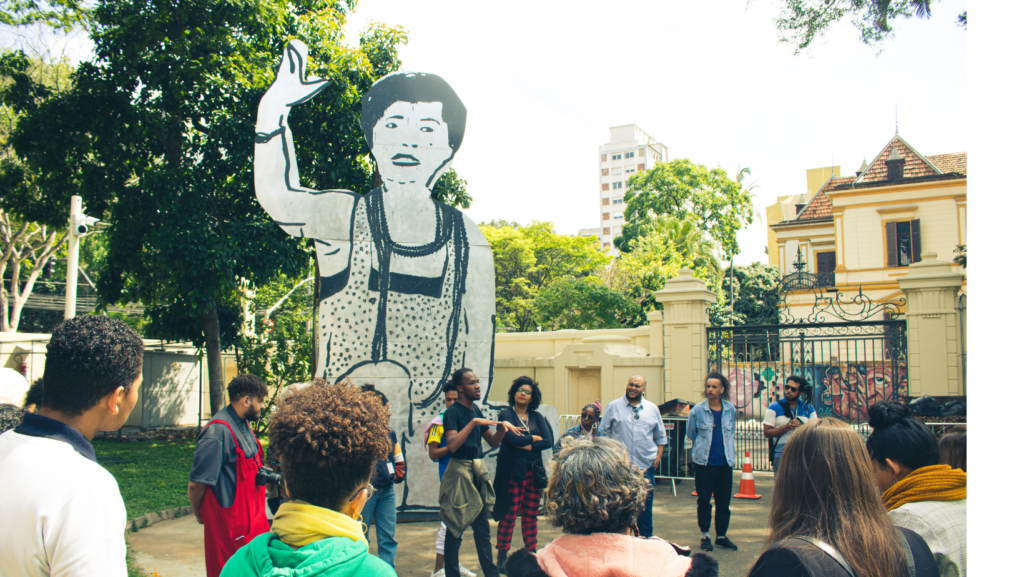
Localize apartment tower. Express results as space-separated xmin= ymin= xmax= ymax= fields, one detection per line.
xmin=598 ymin=125 xmax=668 ymax=253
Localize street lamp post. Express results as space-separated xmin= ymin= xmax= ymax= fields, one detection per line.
xmin=64 ymin=195 xmax=101 ymax=320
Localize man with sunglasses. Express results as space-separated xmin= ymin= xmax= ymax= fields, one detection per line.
xmin=762 ymin=375 xmax=818 ymax=474
xmin=600 ymin=375 xmax=667 ymax=537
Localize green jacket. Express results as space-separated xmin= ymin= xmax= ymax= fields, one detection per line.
xmin=439 ymin=457 xmax=495 ymax=538
xmin=220 ymin=532 xmax=396 ymax=577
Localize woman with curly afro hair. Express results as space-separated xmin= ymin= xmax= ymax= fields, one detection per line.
xmin=220 ymin=383 xmax=397 ymax=577
xmin=505 ymin=436 xmax=717 ymax=577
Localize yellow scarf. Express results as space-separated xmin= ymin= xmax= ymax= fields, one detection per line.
xmin=883 ymin=464 xmax=967 ymax=512
xmin=271 ymin=500 xmax=367 ymax=547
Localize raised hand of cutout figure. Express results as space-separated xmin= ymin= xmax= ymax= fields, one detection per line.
xmin=254 ymin=45 xmax=496 ymax=510
xmin=257 ymin=40 xmax=329 ymax=134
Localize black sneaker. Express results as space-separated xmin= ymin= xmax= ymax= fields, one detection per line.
xmin=496 ymin=549 xmax=508 ymax=574
xmin=715 ymin=536 xmax=738 ymax=550
xmin=700 ymin=537 xmax=714 ymax=551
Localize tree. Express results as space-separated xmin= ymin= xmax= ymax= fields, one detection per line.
xmin=709 ymin=262 xmax=781 ymax=327
xmin=953 ymin=244 xmax=966 ymax=268
xmin=618 ymin=158 xmax=754 ymax=261
xmin=431 ymin=169 xmax=473 ymax=209
xmin=602 ymin=232 xmax=684 ymax=327
xmin=0 ymin=210 xmax=65 ymax=331
xmin=0 ymin=0 xmax=89 ymax=30
xmin=481 ymin=221 xmax=610 ymax=332
xmin=772 ymin=0 xmax=963 ymax=54
xmin=615 ymin=214 xmax=722 ymax=290
xmin=4 ymin=0 xmax=407 ymax=414
xmin=534 ymin=276 xmax=639 ymax=331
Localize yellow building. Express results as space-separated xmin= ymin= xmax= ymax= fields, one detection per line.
xmin=765 ymin=166 xmax=841 ymax=268
xmin=769 ymin=135 xmax=966 ymax=319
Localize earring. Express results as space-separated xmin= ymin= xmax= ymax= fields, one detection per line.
xmin=357 ymin=514 xmax=367 ymax=534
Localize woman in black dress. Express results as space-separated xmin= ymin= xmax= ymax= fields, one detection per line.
xmin=493 ymin=376 xmax=552 ymax=574
xmin=748 ymin=417 xmax=938 ymax=577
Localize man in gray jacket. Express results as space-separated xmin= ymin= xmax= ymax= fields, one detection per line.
xmin=685 ymin=372 xmax=738 ymax=553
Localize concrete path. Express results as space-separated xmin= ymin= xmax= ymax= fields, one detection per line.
xmin=130 ymin=472 xmax=773 ymax=577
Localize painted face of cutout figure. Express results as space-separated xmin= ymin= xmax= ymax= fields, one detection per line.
xmin=371 ymin=101 xmax=453 ymax=188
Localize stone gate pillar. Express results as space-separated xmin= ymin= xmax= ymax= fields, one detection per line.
xmin=654 ymin=269 xmax=718 ymax=403
xmin=897 ymin=251 xmax=966 ymax=398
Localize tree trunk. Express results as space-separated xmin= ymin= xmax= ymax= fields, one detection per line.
xmin=199 ymin=306 xmax=226 ymax=415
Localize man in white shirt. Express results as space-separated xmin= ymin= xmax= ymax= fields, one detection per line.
xmin=0 ymin=316 xmax=144 ymax=577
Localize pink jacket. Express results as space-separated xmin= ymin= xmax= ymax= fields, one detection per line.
xmin=536 ymin=533 xmax=693 ymax=577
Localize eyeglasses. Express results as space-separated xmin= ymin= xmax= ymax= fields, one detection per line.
xmin=785 ymin=386 xmax=800 ymax=392
xmin=517 ymin=388 xmax=532 ymax=396
xmin=350 ymin=483 xmax=375 ymax=502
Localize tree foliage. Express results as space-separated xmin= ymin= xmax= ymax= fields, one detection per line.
xmin=431 ymin=168 xmax=472 ymax=210
xmin=603 ymin=232 xmax=684 ymax=327
xmin=0 ymin=0 xmax=89 ymax=30
xmin=709 ymin=262 xmax=782 ymax=327
xmin=618 ymin=158 xmax=754 ymax=260
xmin=772 ymin=0 xmax=962 ymax=53
xmin=953 ymin=244 xmax=965 ymax=268
xmin=534 ymin=276 xmax=639 ymax=332
xmin=481 ymin=222 xmax=609 ymax=332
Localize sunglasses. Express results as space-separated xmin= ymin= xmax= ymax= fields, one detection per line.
xmin=517 ymin=388 xmax=533 ymax=396
xmin=785 ymin=386 xmax=800 ymax=392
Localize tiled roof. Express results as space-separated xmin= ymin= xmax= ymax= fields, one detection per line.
xmin=927 ymin=152 xmax=967 ymax=175
xmin=795 ymin=176 xmax=854 ymax=221
xmin=858 ymin=136 xmax=941 ymax=183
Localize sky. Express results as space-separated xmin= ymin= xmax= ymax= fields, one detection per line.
xmin=14 ymin=0 xmax=968 ymax=267
xmin=342 ymin=0 xmax=968 ymax=265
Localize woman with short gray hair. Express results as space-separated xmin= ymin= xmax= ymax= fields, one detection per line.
xmin=505 ymin=437 xmax=717 ymax=577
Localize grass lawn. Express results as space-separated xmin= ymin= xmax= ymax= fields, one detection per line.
xmin=94 ymin=438 xmax=196 ymax=519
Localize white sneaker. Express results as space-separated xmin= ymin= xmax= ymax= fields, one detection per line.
xmin=429 ymin=564 xmax=476 ymax=577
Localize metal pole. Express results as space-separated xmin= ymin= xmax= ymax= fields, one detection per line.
xmin=64 ymin=196 xmax=82 ymax=320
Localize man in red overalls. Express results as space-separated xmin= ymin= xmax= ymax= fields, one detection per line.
xmin=188 ymin=375 xmax=271 ymax=577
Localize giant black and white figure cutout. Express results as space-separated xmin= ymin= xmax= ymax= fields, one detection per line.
xmin=255 ymin=41 xmax=496 ymax=509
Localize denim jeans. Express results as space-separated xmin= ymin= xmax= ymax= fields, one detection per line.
xmin=638 ymin=467 xmax=656 ymax=537
xmin=362 ymin=485 xmax=397 ymax=567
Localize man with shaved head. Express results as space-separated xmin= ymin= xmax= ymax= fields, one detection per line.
xmin=599 ymin=375 xmax=666 ymax=537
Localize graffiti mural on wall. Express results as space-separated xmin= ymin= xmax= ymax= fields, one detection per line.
xmin=727 ymin=363 xmax=908 ymax=422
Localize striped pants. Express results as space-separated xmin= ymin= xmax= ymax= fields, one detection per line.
xmin=496 ymin=470 xmax=541 ymax=551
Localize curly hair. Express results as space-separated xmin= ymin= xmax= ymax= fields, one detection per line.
xmin=702 ymin=372 xmax=731 ymax=401
xmin=545 ymin=436 xmax=648 ymax=535
xmin=268 ymin=382 xmax=392 ymax=510
xmin=24 ymin=378 xmax=44 ymax=409
xmin=42 ymin=316 xmax=143 ymax=415
xmin=227 ymin=374 xmax=268 ymax=402
xmin=506 ymin=376 xmax=541 ymax=412
xmin=443 ymin=379 xmax=460 ymax=394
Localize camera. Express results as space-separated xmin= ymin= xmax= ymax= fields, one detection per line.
xmin=73 ymin=214 xmax=101 ymax=236
xmin=255 ymin=465 xmax=283 ymax=486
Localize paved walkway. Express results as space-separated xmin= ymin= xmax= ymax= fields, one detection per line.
xmin=130 ymin=472 xmax=773 ymax=577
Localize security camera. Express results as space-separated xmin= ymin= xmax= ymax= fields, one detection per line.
xmin=73 ymin=215 xmax=101 ymax=236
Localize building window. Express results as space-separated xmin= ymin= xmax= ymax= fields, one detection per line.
xmin=603 ymin=227 xmax=610 ymax=235
xmin=639 ymin=149 xmax=645 ymax=157
xmin=885 ymin=220 xmax=921 ymax=267
xmin=612 ymin=167 xmax=622 ymax=175
xmin=612 ymin=198 xmax=624 ymax=204
xmin=624 ymin=167 xmax=635 ymax=174
xmin=611 ymin=153 xmax=622 ymax=160
xmin=601 ymin=154 xmax=607 ymax=162
xmin=601 ymin=168 xmax=608 ymax=176
xmin=815 ymin=251 xmax=836 ymax=287
xmin=603 ymin=212 xmax=610 ymax=221
xmin=613 ymin=214 xmax=624 ymax=220
xmin=637 ymin=164 xmax=645 ymax=171
xmin=602 ymin=183 xmax=609 ymax=191
xmin=625 ymin=151 xmax=635 ymax=158
xmin=602 ymin=198 xmax=610 ymax=206
xmin=612 ymin=182 xmax=623 ymax=189
xmin=603 ymin=242 xmax=610 ymax=248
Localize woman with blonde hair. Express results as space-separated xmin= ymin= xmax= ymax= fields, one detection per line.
xmin=506 ymin=436 xmax=717 ymax=577
xmin=749 ymin=417 xmax=938 ymax=577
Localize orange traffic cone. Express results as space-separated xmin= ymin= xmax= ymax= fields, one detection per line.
xmin=692 ymin=490 xmax=698 ymax=496
xmin=734 ymin=450 xmax=762 ymax=499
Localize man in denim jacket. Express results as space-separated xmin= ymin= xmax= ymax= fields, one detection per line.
xmin=685 ymin=372 xmax=738 ymax=553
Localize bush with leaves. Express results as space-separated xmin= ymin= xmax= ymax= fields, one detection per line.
xmin=534 ymin=276 xmax=639 ymax=332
